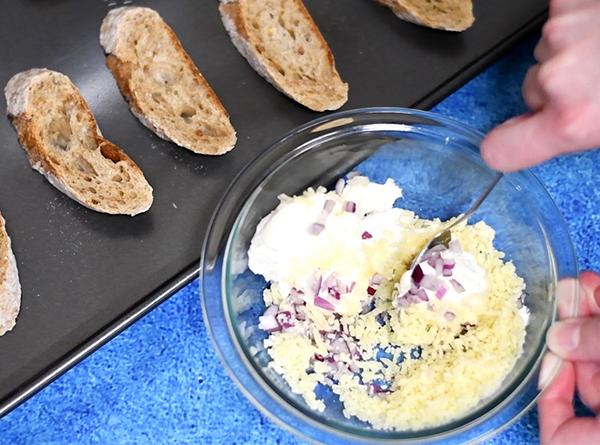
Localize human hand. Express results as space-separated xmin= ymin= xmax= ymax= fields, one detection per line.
xmin=538 ymin=271 xmax=600 ymax=445
xmin=481 ymin=0 xmax=600 ymax=172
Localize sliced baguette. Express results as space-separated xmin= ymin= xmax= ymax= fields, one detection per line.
xmin=220 ymin=0 xmax=348 ymax=112
xmin=5 ymin=69 xmax=153 ymax=216
xmin=376 ymin=0 xmax=474 ymax=32
xmin=0 ymin=212 xmax=21 ymax=337
xmin=100 ymin=7 xmax=237 ymax=155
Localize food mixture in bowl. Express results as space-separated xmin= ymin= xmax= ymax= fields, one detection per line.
xmin=247 ymin=175 xmax=530 ymax=431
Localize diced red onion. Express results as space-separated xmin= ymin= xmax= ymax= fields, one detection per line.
xmin=259 ymin=314 xmax=281 ymax=332
xmin=411 ymin=264 xmax=424 ymax=285
xmin=445 ymin=311 xmax=456 ymax=321
xmin=276 ymin=311 xmax=294 ymax=329
xmin=435 ymin=285 xmax=447 ymax=299
xmin=442 ymin=268 xmax=453 ymax=277
xmin=309 ymin=222 xmax=325 ymax=235
xmin=330 ymin=338 xmax=350 ymax=355
xmin=362 ymin=231 xmax=373 ymax=240
xmin=367 ymin=286 xmax=377 ymax=296
xmin=314 ymin=353 xmax=325 ymax=362
xmin=370 ymin=273 xmax=384 ymax=285
xmin=348 ymin=281 xmax=356 ymax=293
xmin=263 ymin=304 xmax=279 ymax=318
xmin=328 ymin=287 xmax=341 ymax=300
xmin=421 ymin=275 xmax=437 ymax=291
xmin=416 ymin=289 xmax=429 ymax=302
xmin=397 ymin=296 xmax=411 ymax=307
xmin=308 ymin=272 xmax=323 ymax=296
xmin=450 ymin=279 xmax=465 ymax=293
xmin=314 ymin=296 xmax=335 ymax=311
xmin=344 ymin=201 xmax=356 ymax=213
xmin=323 ymin=199 xmax=335 ymax=213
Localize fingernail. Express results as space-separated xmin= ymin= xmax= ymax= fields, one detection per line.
xmin=547 ymin=320 xmax=581 ymax=356
xmin=538 ymin=352 xmax=561 ymax=390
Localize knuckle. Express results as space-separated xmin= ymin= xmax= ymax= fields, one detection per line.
xmin=537 ymin=62 xmax=562 ymax=95
xmin=553 ymin=109 xmax=581 ymax=144
xmin=542 ymin=18 xmax=566 ymax=48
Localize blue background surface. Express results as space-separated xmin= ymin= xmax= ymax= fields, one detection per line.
xmin=1 ymin=35 xmax=599 ymax=444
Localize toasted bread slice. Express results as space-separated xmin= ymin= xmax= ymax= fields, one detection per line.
xmin=376 ymin=0 xmax=474 ymax=32
xmin=100 ymin=7 xmax=237 ymax=155
xmin=0 ymin=212 xmax=21 ymax=337
xmin=220 ymin=0 xmax=348 ymax=112
xmin=5 ymin=69 xmax=153 ymax=216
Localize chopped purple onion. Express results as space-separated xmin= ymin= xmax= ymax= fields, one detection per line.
xmin=435 ymin=285 xmax=447 ymax=299
xmin=309 ymin=222 xmax=325 ymax=235
xmin=450 ymin=279 xmax=465 ymax=293
xmin=445 ymin=311 xmax=456 ymax=321
xmin=314 ymin=296 xmax=335 ymax=311
xmin=367 ymin=286 xmax=377 ymax=296
xmin=323 ymin=199 xmax=336 ymax=213
xmin=328 ymin=287 xmax=341 ymax=300
xmin=411 ymin=264 xmax=424 ymax=285
xmin=362 ymin=231 xmax=373 ymax=240
xmin=344 ymin=201 xmax=357 ymax=213
xmin=259 ymin=314 xmax=280 ymax=332
xmin=370 ymin=273 xmax=384 ymax=285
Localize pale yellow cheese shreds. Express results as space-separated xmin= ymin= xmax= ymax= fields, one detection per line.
xmin=262 ymin=218 xmax=526 ymax=431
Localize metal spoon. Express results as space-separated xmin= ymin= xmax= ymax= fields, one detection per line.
xmin=408 ymin=172 xmax=504 ymax=269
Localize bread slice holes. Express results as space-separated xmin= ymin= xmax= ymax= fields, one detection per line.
xmin=91 ymin=199 xmax=99 ymax=205
xmin=100 ymin=143 xmax=127 ymax=164
xmin=88 ymin=187 xmax=97 ymax=194
xmin=112 ymin=174 xmax=123 ymax=183
xmin=297 ymin=46 xmax=305 ymax=56
xmin=179 ymin=107 xmax=196 ymax=123
xmin=74 ymin=156 xmax=97 ymax=176
xmin=252 ymin=21 xmax=259 ymax=30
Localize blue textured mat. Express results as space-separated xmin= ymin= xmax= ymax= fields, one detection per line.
xmin=1 ymin=35 xmax=599 ymax=444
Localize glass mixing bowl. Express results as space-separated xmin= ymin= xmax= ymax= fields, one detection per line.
xmin=200 ymin=108 xmax=578 ymax=444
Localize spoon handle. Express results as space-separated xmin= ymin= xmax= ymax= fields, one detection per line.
xmin=447 ymin=172 xmax=503 ymax=231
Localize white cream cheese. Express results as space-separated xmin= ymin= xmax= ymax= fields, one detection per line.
xmin=248 ymin=176 xmax=406 ymax=316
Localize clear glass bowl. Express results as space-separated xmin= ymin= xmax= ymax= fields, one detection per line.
xmin=200 ymin=108 xmax=578 ymax=444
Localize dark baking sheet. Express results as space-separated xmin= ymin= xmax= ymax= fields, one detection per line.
xmin=0 ymin=0 xmax=546 ymax=416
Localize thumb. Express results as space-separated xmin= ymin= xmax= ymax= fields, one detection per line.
xmin=547 ymin=315 xmax=600 ymax=361
xmin=481 ymin=110 xmax=568 ymax=172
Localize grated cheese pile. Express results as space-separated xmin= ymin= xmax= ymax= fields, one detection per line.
xmin=247 ymin=175 xmax=528 ymax=430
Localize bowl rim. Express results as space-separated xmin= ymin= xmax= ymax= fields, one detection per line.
xmin=200 ymin=106 xmax=579 ymax=444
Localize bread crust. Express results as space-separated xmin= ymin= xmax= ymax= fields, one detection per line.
xmin=0 ymin=212 xmax=21 ymax=337
xmin=100 ymin=7 xmax=237 ymax=155
xmin=5 ymin=69 xmax=153 ymax=216
xmin=219 ymin=0 xmax=348 ymax=112
xmin=376 ymin=0 xmax=474 ymax=32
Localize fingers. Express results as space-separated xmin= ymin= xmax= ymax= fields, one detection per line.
xmin=540 ymin=6 xmax=600 ymax=61
xmin=550 ymin=0 xmax=598 ymax=15
xmin=480 ymin=109 xmax=567 ymax=172
xmin=538 ymin=358 xmax=575 ymax=444
xmin=558 ymin=272 xmax=600 ymax=319
xmin=544 ymin=416 xmax=600 ymax=445
xmin=575 ymin=361 xmax=600 ymax=413
xmin=547 ymin=317 xmax=600 ymax=361
xmin=522 ymin=64 xmax=546 ymax=111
